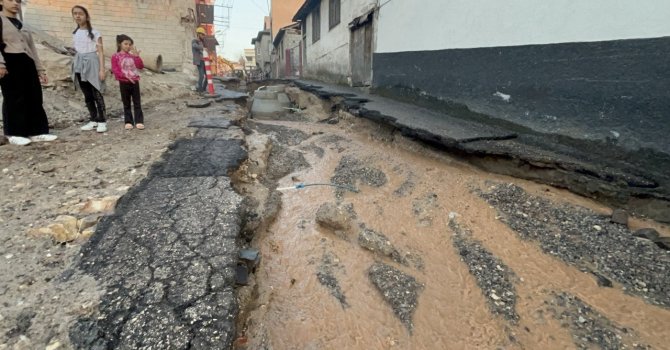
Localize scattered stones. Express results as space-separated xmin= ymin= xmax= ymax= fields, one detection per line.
xmin=368 ymin=262 xmax=423 ymax=332
xmin=632 ymin=228 xmax=659 ymax=241
xmin=449 ymin=219 xmax=520 ymax=323
xmin=27 ymin=215 xmax=92 ymax=243
xmin=480 ymin=183 xmax=670 ymax=307
xmin=610 ymin=209 xmax=628 ymax=225
xmin=79 ymin=196 xmax=120 ymax=215
xmin=316 ymin=252 xmax=349 ymax=308
xmin=358 ymin=229 xmax=409 ymax=266
xmin=548 ymin=293 xmax=650 ymax=350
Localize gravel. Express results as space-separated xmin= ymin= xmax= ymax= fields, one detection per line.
xmin=368 ymin=262 xmax=423 ymax=332
xmin=449 ymin=219 xmax=520 ymax=323
xmin=316 ymin=252 xmax=349 ymax=308
xmin=480 ymin=183 xmax=670 ymax=307
xmin=548 ymin=293 xmax=650 ymax=350
xmin=331 ymin=156 xmax=387 ymax=199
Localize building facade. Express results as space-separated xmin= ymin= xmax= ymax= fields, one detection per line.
xmin=23 ymin=0 xmax=197 ymax=68
xmin=272 ymin=23 xmax=302 ymax=78
xmin=294 ymin=0 xmax=376 ymax=84
xmin=270 ymin=0 xmax=303 ymax=39
xmin=252 ymin=30 xmax=272 ymax=77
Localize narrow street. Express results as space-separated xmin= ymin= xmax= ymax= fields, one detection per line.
xmin=0 ymin=82 xmax=669 ymax=349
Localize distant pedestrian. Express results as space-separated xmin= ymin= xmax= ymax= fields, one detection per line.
xmin=71 ymin=5 xmax=108 ymax=133
xmin=192 ymin=27 xmax=207 ymax=93
xmin=0 ymin=0 xmax=57 ymax=146
xmin=111 ymin=34 xmax=145 ymax=130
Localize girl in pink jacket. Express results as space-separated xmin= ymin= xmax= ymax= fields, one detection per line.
xmin=111 ymin=34 xmax=145 ymax=130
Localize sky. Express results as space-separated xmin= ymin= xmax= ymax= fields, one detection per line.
xmin=216 ymin=0 xmax=270 ymax=60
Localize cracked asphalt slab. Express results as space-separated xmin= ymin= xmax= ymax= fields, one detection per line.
xmin=293 ymin=80 xmax=670 ymax=223
xmin=67 ymin=120 xmax=248 ymax=349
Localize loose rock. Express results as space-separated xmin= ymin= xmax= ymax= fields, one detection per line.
xmin=632 ymin=228 xmax=659 ymax=241
xmin=610 ymin=209 xmax=628 ymax=225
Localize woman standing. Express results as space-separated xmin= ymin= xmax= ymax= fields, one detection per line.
xmin=71 ymin=5 xmax=107 ymax=133
xmin=0 ymin=0 xmax=57 ymax=146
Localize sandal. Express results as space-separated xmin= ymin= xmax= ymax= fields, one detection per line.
xmin=136 ymin=123 xmax=145 ymax=130
xmin=125 ymin=123 xmax=133 ymax=130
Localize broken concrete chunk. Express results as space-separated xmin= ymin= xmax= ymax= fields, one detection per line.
xmin=632 ymin=228 xmax=660 ymax=241
xmin=235 ymin=264 xmax=249 ymax=286
xmin=610 ymin=209 xmax=628 ymax=225
xmin=315 ymin=202 xmax=355 ymax=232
xmin=368 ymin=262 xmax=422 ymax=332
xmin=239 ymin=249 xmax=261 ymax=271
xmin=358 ymin=229 xmax=396 ymax=256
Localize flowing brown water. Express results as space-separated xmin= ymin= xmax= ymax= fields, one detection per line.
xmin=239 ymin=118 xmax=670 ymax=350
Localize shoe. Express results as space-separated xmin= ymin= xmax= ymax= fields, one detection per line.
xmin=80 ymin=121 xmax=98 ymax=131
xmin=96 ymin=123 xmax=107 ymax=133
xmin=30 ymin=134 xmax=58 ymax=142
xmin=136 ymin=123 xmax=145 ymax=130
xmin=125 ymin=123 xmax=133 ymax=130
xmin=8 ymin=136 xmax=32 ymax=146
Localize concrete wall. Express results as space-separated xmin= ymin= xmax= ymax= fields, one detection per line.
xmin=373 ymin=0 xmax=670 ymax=156
xmin=376 ymin=0 xmax=670 ymax=53
xmin=270 ymin=0 xmax=302 ymax=38
xmin=24 ymin=0 xmax=195 ymax=68
xmin=303 ymin=0 xmax=376 ymax=83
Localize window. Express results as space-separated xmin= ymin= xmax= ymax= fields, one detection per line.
xmin=329 ymin=0 xmax=340 ymax=29
xmin=312 ymin=5 xmax=321 ymax=43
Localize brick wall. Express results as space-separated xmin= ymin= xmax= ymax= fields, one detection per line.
xmin=24 ymin=0 xmax=197 ymax=68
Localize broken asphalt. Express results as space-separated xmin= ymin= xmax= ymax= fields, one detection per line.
xmin=61 ymin=77 xmax=668 ymax=349
xmin=294 ymin=79 xmax=670 ymax=223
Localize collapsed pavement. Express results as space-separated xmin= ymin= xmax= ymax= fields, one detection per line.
xmin=293 ymin=80 xmax=670 ymax=224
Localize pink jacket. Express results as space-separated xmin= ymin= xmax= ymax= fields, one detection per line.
xmin=111 ymin=52 xmax=144 ymax=83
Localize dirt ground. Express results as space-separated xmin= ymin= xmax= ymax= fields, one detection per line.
xmin=0 ymin=84 xmax=245 ymax=349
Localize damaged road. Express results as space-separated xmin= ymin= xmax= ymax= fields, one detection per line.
xmin=294 ymin=80 xmax=670 ymax=223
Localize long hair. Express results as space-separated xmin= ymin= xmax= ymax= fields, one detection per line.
xmin=71 ymin=5 xmax=94 ymax=41
xmin=116 ymin=34 xmax=133 ymax=52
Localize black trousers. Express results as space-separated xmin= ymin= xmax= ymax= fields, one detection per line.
xmin=0 ymin=53 xmax=49 ymax=137
xmin=76 ymin=73 xmax=106 ymax=122
xmin=119 ymin=81 xmax=144 ymax=124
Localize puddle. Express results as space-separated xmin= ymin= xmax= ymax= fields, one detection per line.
xmin=235 ymin=99 xmax=670 ymax=349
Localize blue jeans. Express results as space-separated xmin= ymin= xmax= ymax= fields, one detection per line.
xmin=197 ymin=61 xmax=207 ymax=92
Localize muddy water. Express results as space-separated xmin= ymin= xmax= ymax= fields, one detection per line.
xmin=241 ymin=118 xmax=670 ymax=350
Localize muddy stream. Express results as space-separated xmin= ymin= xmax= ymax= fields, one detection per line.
xmin=233 ymin=92 xmax=670 ymax=350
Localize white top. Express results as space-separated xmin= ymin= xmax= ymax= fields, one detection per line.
xmin=72 ymin=28 xmax=101 ymax=54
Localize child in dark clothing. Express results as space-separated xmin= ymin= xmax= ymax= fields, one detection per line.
xmin=111 ymin=34 xmax=145 ymax=130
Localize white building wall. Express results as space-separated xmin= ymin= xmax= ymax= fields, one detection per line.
xmin=304 ymin=0 xmax=376 ymax=83
xmin=376 ymin=0 xmax=670 ymax=53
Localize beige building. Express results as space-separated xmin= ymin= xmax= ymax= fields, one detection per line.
xmin=23 ymin=0 xmax=197 ymax=68
xmin=244 ymin=48 xmax=256 ymax=71
xmin=270 ymin=0 xmax=303 ymax=38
